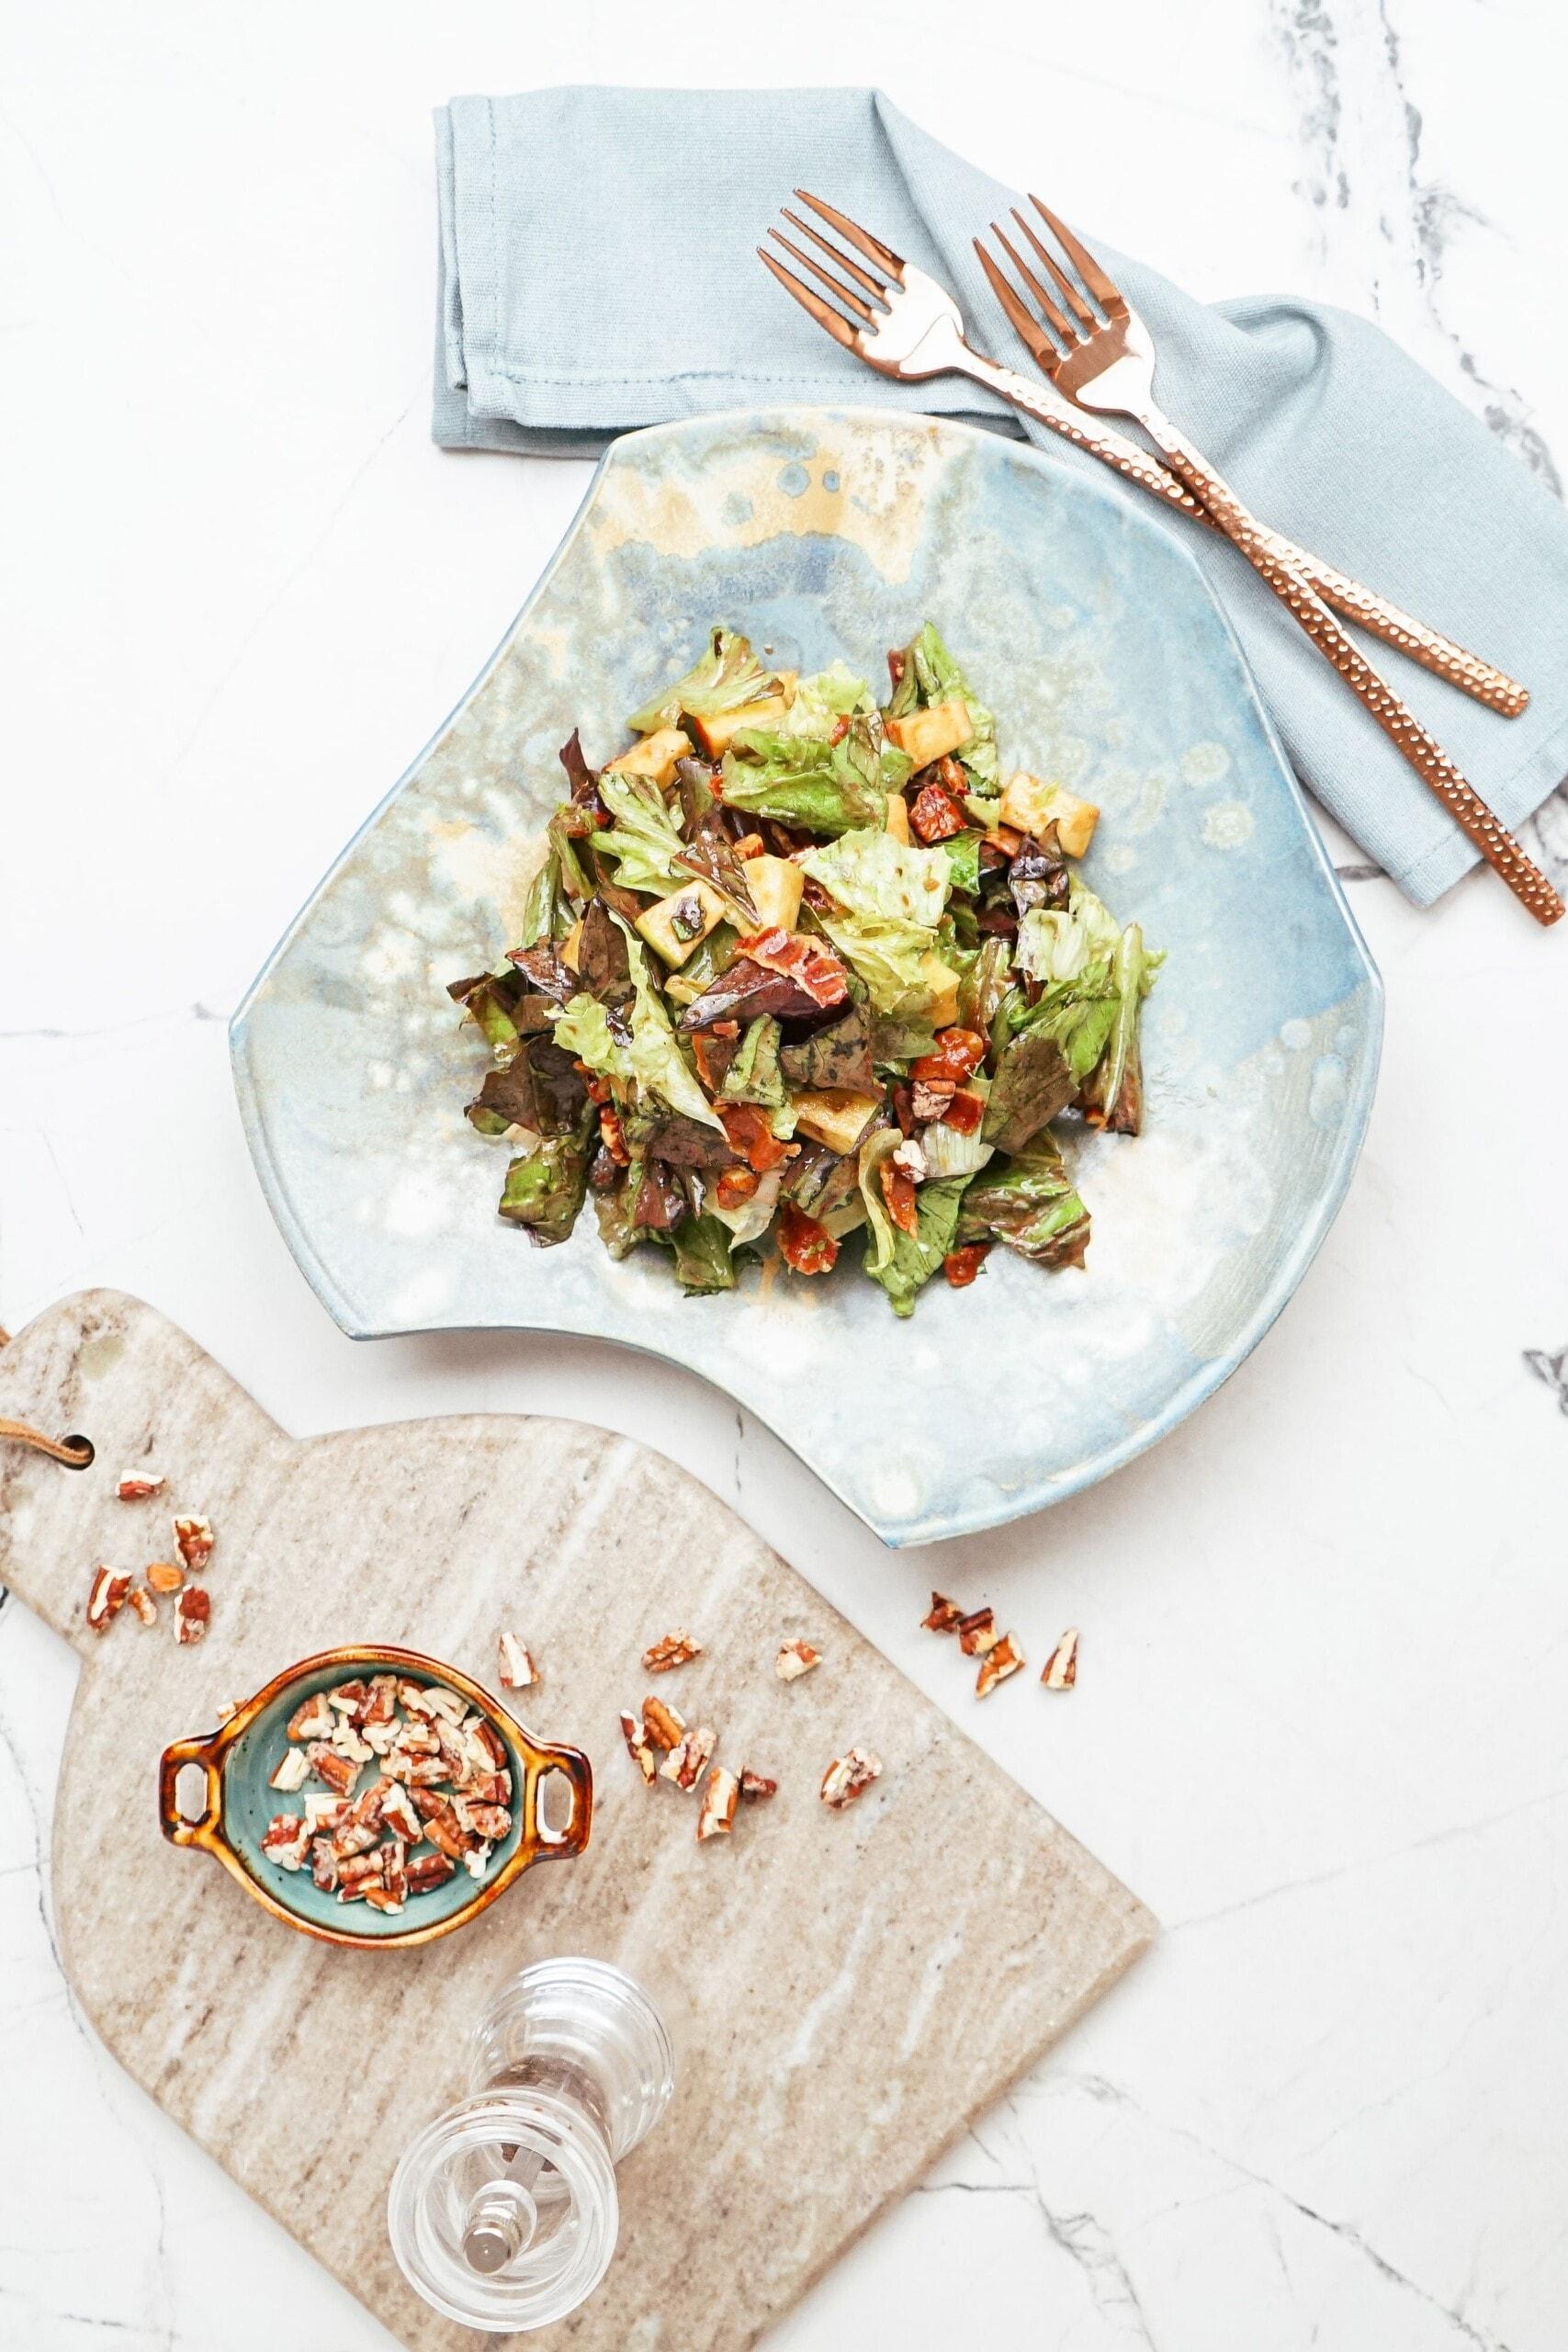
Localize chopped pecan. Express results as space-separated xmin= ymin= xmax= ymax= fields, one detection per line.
xmin=85 ymin=1566 xmax=130 ymax=1635
xmin=619 ymin=1709 xmax=657 ymax=1784
xmin=126 ymin=1586 xmax=158 ymax=1627
xmin=422 ymin=1685 xmax=469 ymax=1725
xmin=172 ymin=1515 xmax=214 ymax=1573
xmin=288 ymin=1690 xmax=335 ymax=1742
xmin=921 ymin=1592 xmax=964 ymax=1634
xmin=497 ymin=1632 xmax=539 ymax=1690
xmin=422 ymin=1803 xmax=475 ymax=1861
xmin=660 ymin=1724 xmax=716 ymax=1792
xmin=957 ymin=1607 xmax=998 ymax=1657
xmin=976 ymin=1633 xmax=1024 ymax=1698
xmin=174 ymin=1586 xmax=210 ymax=1645
xmin=462 ymin=1844 xmax=492 ymax=1882
xmin=405 ymin=1850 xmax=457 ymax=1895
xmin=398 ymin=1679 xmax=438 ymax=1718
xmin=776 ymin=1639 xmax=820 ymax=1682
xmin=307 ymin=1742 xmax=360 ymax=1799
xmin=327 ymin=1679 xmax=370 ymax=1718
xmin=304 ymin=1793 xmax=347 ymax=1833
xmin=145 ymin=1560 xmax=185 ymax=1594
xmin=469 ymin=1770 xmax=512 ymax=1804
xmin=642 ymin=1694 xmax=686 ymax=1751
xmin=643 ymin=1631 xmax=702 ymax=1674
xmin=213 ymin=1698 xmax=241 ymax=1724
xmin=739 ymin=1770 xmax=778 ymax=1804
xmin=380 ymin=1784 xmax=424 ymax=1844
xmin=409 ymin=1786 xmax=448 ymax=1822
xmin=910 ymin=1078 xmax=957 ymax=1123
xmin=331 ymin=1815 xmax=383 ymax=1860
xmin=696 ymin=1767 xmax=739 ymax=1842
xmin=362 ymin=1884 xmax=405 ymax=1916
xmin=382 ymin=1837 xmax=410 ymax=1905
xmin=391 ymin=1719 xmax=440 ymax=1757
xmin=336 ymin=1851 xmax=387 ymax=1900
xmin=260 ymin=1815 xmax=310 ymax=1872
xmin=362 ymin=1674 xmax=398 ymax=1730
xmin=329 ymin=1718 xmax=374 ymax=1766
xmin=456 ymin=1801 xmax=513 ymax=1843
xmin=269 ymin=1748 xmax=310 ymax=1794
xmin=310 ymin=1837 xmax=340 ymax=1892
xmin=116 ymin=1469 xmax=165 ymax=1501
xmin=467 ymin=1718 xmax=508 ymax=1773
xmin=1040 ymin=1628 xmax=1079 ymax=1690
xmin=819 ymin=1747 xmax=882 ymax=1809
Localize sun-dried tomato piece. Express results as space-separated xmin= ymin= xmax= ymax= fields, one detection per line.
xmin=908 ymin=781 xmax=966 ymax=843
xmin=777 ymin=1203 xmax=838 ymax=1275
xmin=734 ymin=927 xmax=848 ymax=1010
xmin=599 ymin=1106 xmax=629 ymax=1165
xmin=690 ymin=1025 xmax=739 ymax=1092
xmin=717 ymin=1101 xmax=794 ymax=1173
xmin=942 ymin=1090 xmax=985 ymax=1136
xmin=715 ymin=1164 xmax=759 ymax=1211
xmin=829 ymin=714 xmax=851 ymax=746
xmin=911 ymin=1028 xmax=987 ymax=1086
xmin=943 ymin=1243 xmax=990 ymax=1289
xmin=879 ymin=1160 xmax=919 ymax=1238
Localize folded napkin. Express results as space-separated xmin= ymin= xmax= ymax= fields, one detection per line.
xmin=434 ymin=87 xmax=1568 ymax=906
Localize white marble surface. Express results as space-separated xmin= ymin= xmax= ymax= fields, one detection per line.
xmin=4 ymin=4 xmax=1568 ymax=2346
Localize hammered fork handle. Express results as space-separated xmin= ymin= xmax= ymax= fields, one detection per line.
xmin=1134 ymin=412 xmax=1562 ymax=925
xmin=963 ymin=352 xmax=1529 ymax=719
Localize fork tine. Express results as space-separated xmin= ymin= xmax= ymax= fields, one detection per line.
xmin=780 ymin=206 xmax=888 ymax=300
xmin=757 ymin=245 xmax=859 ymax=353
xmin=1028 ymin=197 xmax=1129 ymax=322
xmin=1011 ymin=207 xmax=1098 ymax=334
xmin=989 ymin=220 xmax=1077 ymax=349
xmin=766 ymin=227 xmax=878 ymax=325
xmin=973 ymin=239 xmax=1059 ymax=370
xmin=794 ymin=189 xmax=907 ymax=279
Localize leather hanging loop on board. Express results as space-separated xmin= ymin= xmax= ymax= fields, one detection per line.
xmin=0 ymin=1417 xmax=95 ymax=1470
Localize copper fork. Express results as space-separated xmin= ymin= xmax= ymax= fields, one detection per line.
xmin=759 ymin=192 xmax=1529 ymax=723
xmin=973 ymin=199 xmax=1560 ymax=926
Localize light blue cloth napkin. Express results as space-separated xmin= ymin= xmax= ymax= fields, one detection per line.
xmin=434 ymin=86 xmax=1568 ymax=906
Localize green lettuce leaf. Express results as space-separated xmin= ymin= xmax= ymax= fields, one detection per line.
xmin=1083 ymin=922 xmax=1158 ymax=1135
xmin=719 ymin=714 xmax=909 ymax=837
xmin=983 ymin=1031 xmax=1077 ymax=1152
xmin=813 ymin=909 xmax=939 ymax=1017
xmin=1016 ymin=878 xmax=1122 ymax=986
xmin=942 ymin=831 xmax=983 ymax=897
xmin=627 ymin=627 xmax=784 ymax=733
xmin=718 ymin=1015 xmax=785 ymax=1107
xmin=516 ymin=848 xmax=562 ymax=950
xmin=621 ymin=923 xmax=726 ymax=1129
xmin=664 ymin=1214 xmax=738 ymax=1295
xmin=859 ymin=1132 xmax=970 ymax=1317
xmin=799 ymin=826 xmax=951 ymax=929
xmin=773 ymin=662 xmax=871 ymax=739
xmin=498 ymin=1114 xmax=593 ymax=1246
xmin=594 ymin=771 xmax=688 ymax=897
xmin=552 ymin=992 xmax=631 ymax=1085
xmin=959 ymin=1137 xmax=1090 ymax=1268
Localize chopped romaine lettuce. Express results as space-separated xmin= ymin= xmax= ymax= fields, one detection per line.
xmin=719 ymin=713 xmax=908 ymax=836
xmin=885 ymin=623 xmax=998 ymax=788
xmin=498 ymin=1116 xmax=593 ymax=1245
xmin=773 ymin=662 xmax=871 ymax=739
xmin=665 ymin=1214 xmax=738 ymax=1294
xmin=799 ymin=826 xmax=952 ymax=929
xmin=594 ymin=771 xmax=689 ymax=897
xmin=620 ymin=923 xmax=727 ymax=1129
xmin=627 ymin=628 xmax=784 ymax=733
xmin=718 ymin=1015 xmax=785 ymax=1107
xmin=813 ymin=909 xmax=940 ymax=1017
xmin=860 ymin=1128 xmax=970 ymax=1315
xmin=959 ymin=1137 xmax=1090 ymax=1268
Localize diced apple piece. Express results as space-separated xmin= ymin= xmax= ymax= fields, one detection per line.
xmin=885 ymin=700 xmax=973 ymax=769
xmin=604 ymin=728 xmax=691 ymax=790
xmin=918 ymin=956 xmax=960 ymax=1031
xmin=636 ymin=879 xmax=728 ymax=968
xmin=884 ymin=793 xmax=911 ymax=844
xmin=743 ymin=854 xmax=803 ymax=933
xmin=998 ymin=772 xmax=1100 ymax=858
xmin=791 ymin=1089 xmax=883 ymax=1155
xmin=685 ymin=695 xmax=794 ymax=759
xmin=559 ymin=919 xmax=583 ymax=972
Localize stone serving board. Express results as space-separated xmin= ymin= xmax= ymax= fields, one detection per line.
xmin=0 ymin=1291 xmax=1154 ymax=2350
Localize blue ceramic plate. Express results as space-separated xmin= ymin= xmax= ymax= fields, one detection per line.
xmin=231 ymin=408 xmax=1381 ymax=1547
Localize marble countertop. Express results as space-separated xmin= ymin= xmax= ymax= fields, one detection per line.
xmin=4 ymin=6 xmax=1567 ymax=2347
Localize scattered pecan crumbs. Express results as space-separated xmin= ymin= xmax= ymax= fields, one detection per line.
xmin=173 ymin=1515 xmax=214 ymax=1572
xmin=739 ymin=1770 xmax=778 ymax=1804
xmin=643 ymin=1631 xmax=702 ymax=1674
xmin=85 ymin=1566 xmax=130 ymax=1635
xmin=1041 ymin=1628 xmax=1079 ymax=1690
xmin=660 ymin=1723 xmax=716 ymax=1792
xmin=957 ymin=1607 xmax=998 ymax=1657
xmin=116 ymin=1469 xmax=166 ymax=1501
xmin=174 ymin=1587 xmax=210 ymax=1645
xmin=127 ymin=1587 xmax=158 ymax=1627
xmin=775 ymin=1638 xmax=820 ymax=1682
xmin=146 ymin=1559 xmax=185 ymax=1593
xmin=641 ymin=1693 xmax=686 ymax=1751
xmin=497 ymin=1632 xmax=539 ymax=1690
xmin=976 ymin=1633 xmax=1025 ymax=1698
xmin=921 ymin=1592 xmax=964 ymax=1634
xmin=618 ymin=1709 xmax=657 ymax=1784
xmin=696 ymin=1767 xmax=739 ymax=1842
xmin=820 ymin=1747 xmax=882 ymax=1810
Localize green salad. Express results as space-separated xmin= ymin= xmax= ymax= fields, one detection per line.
xmin=450 ymin=624 xmax=1159 ymax=1316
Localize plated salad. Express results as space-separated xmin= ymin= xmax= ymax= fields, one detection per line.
xmin=450 ymin=625 xmax=1159 ymax=1316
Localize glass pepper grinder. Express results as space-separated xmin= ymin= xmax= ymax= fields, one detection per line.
xmin=388 ymin=1956 xmax=674 ymax=2333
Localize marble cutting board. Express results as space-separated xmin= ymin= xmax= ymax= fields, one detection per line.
xmin=0 ymin=1291 xmax=1155 ymax=2350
